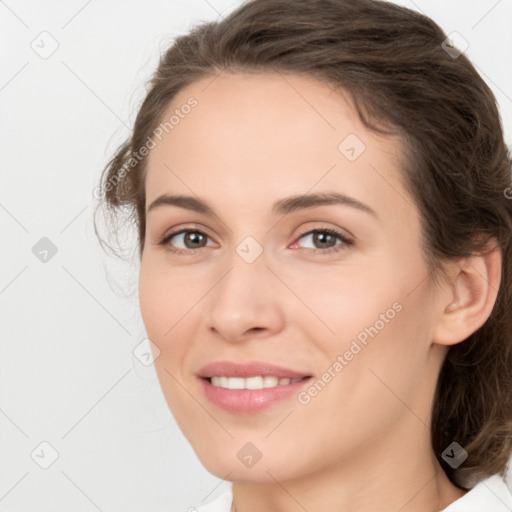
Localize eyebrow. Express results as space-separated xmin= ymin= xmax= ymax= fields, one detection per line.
xmin=146 ymin=192 xmax=378 ymax=219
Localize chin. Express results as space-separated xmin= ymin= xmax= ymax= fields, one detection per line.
xmin=200 ymin=457 xmax=283 ymax=483
xmin=191 ymin=439 xmax=306 ymax=484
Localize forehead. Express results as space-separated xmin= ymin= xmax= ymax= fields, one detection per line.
xmin=144 ymin=72 xmax=413 ymax=220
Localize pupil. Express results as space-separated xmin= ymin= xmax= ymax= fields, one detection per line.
xmin=185 ymin=232 xmax=205 ymax=248
xmin=314 ymin=232 xmax=334 ymax=248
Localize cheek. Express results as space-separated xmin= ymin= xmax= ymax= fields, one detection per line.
xmin=139 ymin=251 xmax=199 ymax=321
xmin=304 ymin=268 xmax=435 ymax=426
xmin=280 ymin=258 xmax=402 ymax=347
xmin=138 ymin=259 xmax=194 ymax=353
xmin=289 ymin=291 xmax=434 ymax=458
xmin=288 ymin=245 xmax=433 ymax=378
xmin=138 ymin=265 xmax=166 ymax=341
xmin=138 ymin=260 xmax=201 ymax=420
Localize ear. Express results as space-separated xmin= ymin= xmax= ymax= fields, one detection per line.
xmin=432 ymin=239 xmax=502 ymax=346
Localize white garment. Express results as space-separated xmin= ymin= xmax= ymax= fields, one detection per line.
xmin=194 ymin=474 xmax=512 ymax=512
xmin=440 ymin=474 xmax=512 ymax=511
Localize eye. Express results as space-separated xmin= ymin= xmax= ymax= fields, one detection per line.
xmin=158 ymin=227 xmax=354 ymax=254
xmin=292 ymin=228 xmax=353 ymax=254
xmin=158 ymin=228 xmax=216 ymax=253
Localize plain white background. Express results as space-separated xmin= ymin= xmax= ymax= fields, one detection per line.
xmin=1 ymin=1 xmax=511 ymax=511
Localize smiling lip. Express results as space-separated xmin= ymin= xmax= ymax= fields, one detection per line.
xmin=197 ymin=360 xmax=311 ymax=379
xmin=197 ymin=361 xmax=312 ymax=414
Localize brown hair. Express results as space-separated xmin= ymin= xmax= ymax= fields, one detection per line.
xmin=95 ymin=0 xmax=512 ymax=488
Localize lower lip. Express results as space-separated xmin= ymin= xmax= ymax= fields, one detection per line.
xmin=199 ymin=377 xmax=311 ymax=414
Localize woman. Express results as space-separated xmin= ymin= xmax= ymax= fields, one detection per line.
xmin=95 ymin=0 xmax=512 ymax=510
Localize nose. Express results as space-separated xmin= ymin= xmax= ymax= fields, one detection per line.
xmin=206 ymin=251 xmax=286 ymax=343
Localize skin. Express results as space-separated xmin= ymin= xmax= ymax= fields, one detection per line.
xmin=138 ymin=72 xmax=501 ymax=512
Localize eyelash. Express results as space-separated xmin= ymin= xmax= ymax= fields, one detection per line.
xmin=158 ymin=226 xmax=354 ymax=256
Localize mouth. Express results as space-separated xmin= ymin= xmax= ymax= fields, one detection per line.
xmin=197 ymin=361 xmax=313 ymax=414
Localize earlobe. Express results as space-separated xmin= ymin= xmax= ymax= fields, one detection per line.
xmin=433 ymin=240 xmax=502 ymax=346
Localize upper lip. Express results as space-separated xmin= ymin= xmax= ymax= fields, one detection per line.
xmin=197 ymin=361 xmax=312 ymax=379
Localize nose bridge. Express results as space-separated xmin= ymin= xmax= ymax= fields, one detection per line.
xmin=206 ymin=240 xmax=284 ymax=341
xmin=216 ymin=233 xmax=268 ymax=299
xmin=212 ymin=243 xmax=268 ymax=315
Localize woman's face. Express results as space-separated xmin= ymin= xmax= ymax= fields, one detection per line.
xmin=139 ymin=72 xmax=447 ymax=482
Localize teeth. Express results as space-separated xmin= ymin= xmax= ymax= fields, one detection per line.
xmin=246 ymin=376 xmax=263 ymax=389
xmin=210 ymin=376 xmax=303 ymax=389
xmin=263 ymin=376 xmax=278 ymax=388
